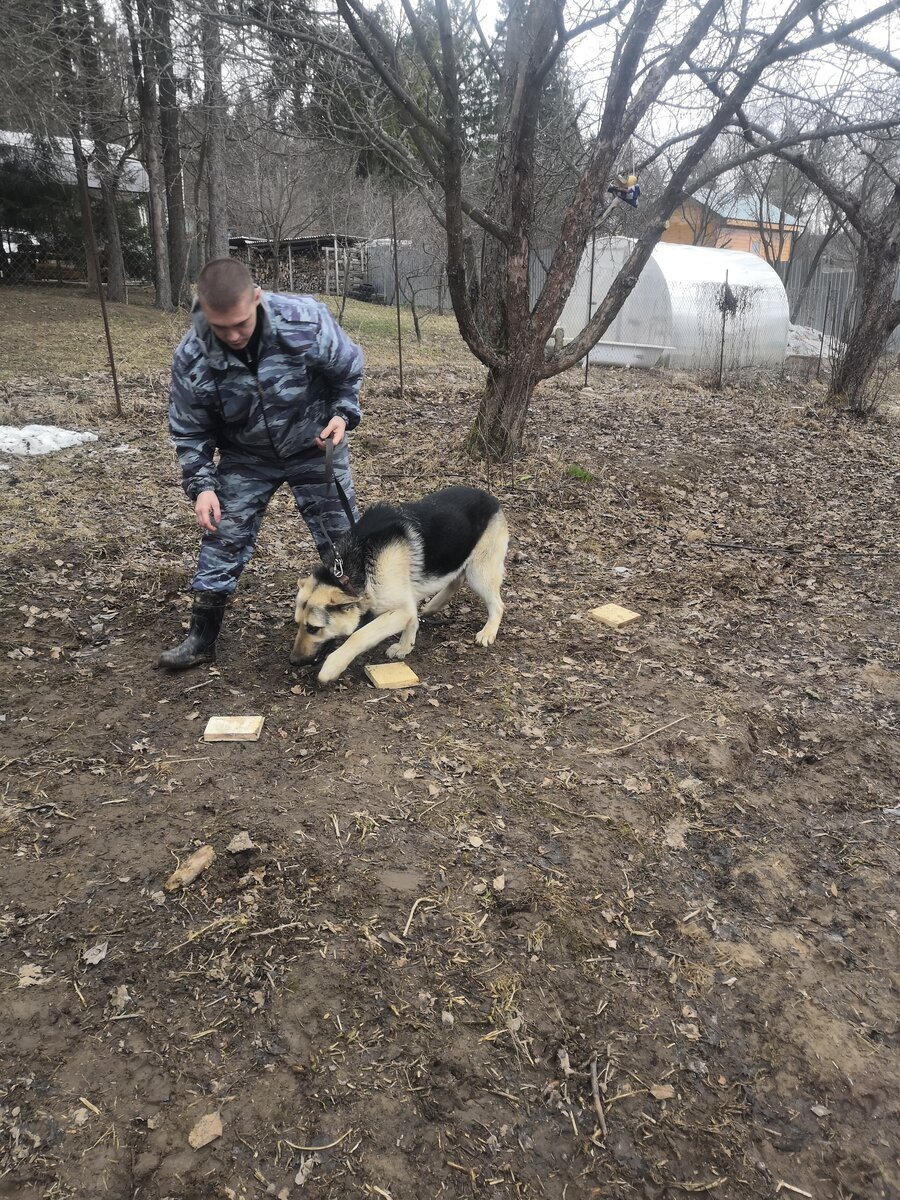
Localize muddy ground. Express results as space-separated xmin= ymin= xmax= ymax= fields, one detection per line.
xmin=1 ymin=333 xmax=898 ymax=1199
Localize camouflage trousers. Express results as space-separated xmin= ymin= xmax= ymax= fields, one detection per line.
xmin=192 ymin=447 xmax=359 ymax=594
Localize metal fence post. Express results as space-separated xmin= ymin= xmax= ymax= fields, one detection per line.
xmin=584 ymin=230 xmax=597 ymax=387
xmin=817 ymin=280 xmax=833 ymax=382
xmin=391 ymin=194 xmax=404 ymax=401
xmin=717 ymin=270 xmax=729 ymax=389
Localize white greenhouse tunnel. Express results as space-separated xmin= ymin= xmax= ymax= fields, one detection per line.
xmin=555 ymin=237 xmax=789 ymax=371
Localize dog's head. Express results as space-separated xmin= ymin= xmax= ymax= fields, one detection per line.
xmin=290 ymin=574 xmax=363 ymax=665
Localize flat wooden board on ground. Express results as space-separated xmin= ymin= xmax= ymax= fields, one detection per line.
xmin=588 ymin=603 xmax=641 ymax=629
xmin=364 ymin=662 xmax=421 ymax=689
xmin=203 ymin=715 xmax=265 ymax=742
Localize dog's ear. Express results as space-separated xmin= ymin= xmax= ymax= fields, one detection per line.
xmin=325 ymin=586 xmax=359 ymax=608
xmin=294 ymin=575 xmax=315 ymax=621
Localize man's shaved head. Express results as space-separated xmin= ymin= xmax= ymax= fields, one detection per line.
xmin=197 ymin=258 xmax=256 ymax=313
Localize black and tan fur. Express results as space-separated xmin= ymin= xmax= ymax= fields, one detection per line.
xmin=291 ymin=486 xmax=508 ymax=683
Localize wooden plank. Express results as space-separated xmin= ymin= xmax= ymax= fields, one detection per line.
xmin=588 ymin=603 xmax=641 ymax=630
xmin=364 ymin=662 xmax=421 ymax=689
xmin=203 ymin=715 xmax=265 ymax=742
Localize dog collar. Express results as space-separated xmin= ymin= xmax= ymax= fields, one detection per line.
xmin=330 ymin=553 xmax=358 ymax=597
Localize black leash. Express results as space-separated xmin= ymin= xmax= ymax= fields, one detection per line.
xmin=324 ymin=437 xmax=358 ymax=530
xmin=315 ymin=438 xmax=359 ymax=594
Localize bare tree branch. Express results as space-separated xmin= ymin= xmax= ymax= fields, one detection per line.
xmin=688 ymin=116 xmax=900 ymax=200
xmin=774 ymin=1 xmax=900 ymax=62
xmin=837 ymin=35 xmax=900 ymax=75
xmin=534 ymin=0 xmax=632 ymax=84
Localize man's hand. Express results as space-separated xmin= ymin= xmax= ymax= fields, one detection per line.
xmin=316 ymin=416 xmax=347 ymax=448
xmin=194 ymin=489 xmax=221 ymax=533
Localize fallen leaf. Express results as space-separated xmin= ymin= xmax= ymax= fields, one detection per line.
xmin=650 ymin=1083 xmax=676 ymax=1100
xmin=108 ymin=984 xmax=131 ymax=1011
xmin=492 ymin=874 xmax=506 ymax=892
xmin=83 ymin=940 xmax=109 ymax=966
xmin=17 ymin=963 xmax=52 ymax=987
xmin=295 ymin=1153 xmax=320 ymax=1186
xmin=677 ymin=1022 xmax=701 ymax=1041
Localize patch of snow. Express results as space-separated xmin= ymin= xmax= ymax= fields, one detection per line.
xmin=0 ymin=425 xmax=99 ymax=456
xmin=787 ymin=324 xmax=843 ymax=359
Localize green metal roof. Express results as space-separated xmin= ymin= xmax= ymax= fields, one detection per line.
xmin=692 ymin=191 xmax=798 ymax=228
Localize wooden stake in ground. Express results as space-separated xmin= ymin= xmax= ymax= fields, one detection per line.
xmin=71 ymin=135 xmax=123 ymax=418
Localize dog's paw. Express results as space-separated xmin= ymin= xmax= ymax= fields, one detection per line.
xmin=385 ymin=642 xmax=410 ymax=660
xmin=475 ymin=625 xmax=498 ymax=647
xmin=317 ymin=654 xmax=343 ymax=684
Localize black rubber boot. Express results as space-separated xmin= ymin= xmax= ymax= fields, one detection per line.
xmin=158 ymin=591 xmax=228 ymax=671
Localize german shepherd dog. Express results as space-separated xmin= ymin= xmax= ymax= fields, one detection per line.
xmin=291 ymin=486 xmax=508 ymax=684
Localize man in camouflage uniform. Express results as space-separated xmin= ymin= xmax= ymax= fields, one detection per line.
xmin=159 ymin=257 xmax=363 ymax=670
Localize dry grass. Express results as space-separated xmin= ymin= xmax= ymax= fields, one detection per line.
xmin=0 ymin=285 xmax=472 ymax=380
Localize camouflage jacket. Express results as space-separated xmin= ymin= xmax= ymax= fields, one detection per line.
xmin=169 ymin=292 xmax=363 ymax=499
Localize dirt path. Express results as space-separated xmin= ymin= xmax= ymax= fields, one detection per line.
xmin=1 ymin=365 xmax=898 ymax=1199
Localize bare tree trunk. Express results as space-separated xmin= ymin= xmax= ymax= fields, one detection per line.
xmin=471 ymin=358 xmax=534 ymax=461
xmin=469 ymin=0 xmax=554 ymax=455
xmin=202 ymin=0 xmax=229 ymax=261
xmin=271 ymin=235 xmax=281 ymax=291
xmin=153 ymin=0 xmax=190 ymax=306
xmin=71 ymin=136 xmax=101 ymax=296
xmin=192 ymin=135 xmax=208 ymax=274
xmin=96 ymin=166 xmax=127 ymax=301
xmin=92 ymin=142 xmax=128 ymax=304
xmin=338 ymin=245 xmax=352 ymax=324
xmin=72 ymin=0 xmax=127 ymax=302
xmin=125 ymin=0 xmax=173 ymax=310
xmin=829 ymin=221 xmax=900 ymax=414
xmin=477 ymin=0 xmax=552 ymax=348
xmin=463 ymin=235 xmax=479 ymax=320
xmin=408 ymin=285 xmax=422 ymax=343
